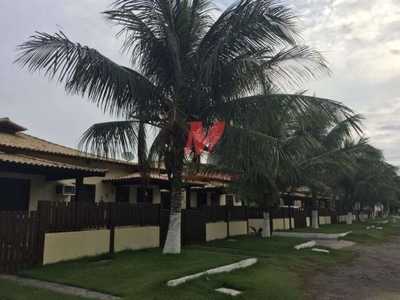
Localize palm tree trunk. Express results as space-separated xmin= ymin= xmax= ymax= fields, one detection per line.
xmin=163 ymin=133 xmax=185 ymax=254
xmin=311 ymin=192 xmax=319 ymax=229
xmin=262 ymin=205 xmax=271 ymax=237
xmin=359 ymin=202 xmax=364 ymax=222
xmin=346 ymin=190 xmax=352 ymax=225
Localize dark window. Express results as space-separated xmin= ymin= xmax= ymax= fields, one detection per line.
xmin=0 ymin=177 xmax=30 ymax=211
xmin=210 ymin=193 xmax=220 ymax=205
xmin=137 ymin=187 xmax=153 ymax=203
xmin=226 ymin=195 xmax=234 ymax=206
xmin=116 ymin=186 xmax=130 ymax=203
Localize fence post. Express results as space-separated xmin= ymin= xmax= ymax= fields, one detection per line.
xmin=37 ymin=201 xmax=51 ymax=267
xmin=245 ymin=206 xmax=249 ymax=235
xmin=225 ymin=205 xmax=230 ymax=238
xmin=158 ymin=203 xmax=163 ymax=247
xmin=109 ymin=203 xmax=115 ymax=254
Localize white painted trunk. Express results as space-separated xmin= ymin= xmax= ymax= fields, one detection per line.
xmin=311 ymin=210 xmax=319 ymax=229
xmin=262 ymin=212 xmax=271 ymax=237
xmin=163 ymin=212 xmax=181 ymax=254
xmin=360 ymin=212 xmax=365 ymax=222
xmin=372 ymin=211 xmax=376 ymax=220
xmin=346 ymin=212 xmax=352 ymax=225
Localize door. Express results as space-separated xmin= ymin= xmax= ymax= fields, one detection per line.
xmin=0 ymin=177 xmax=30 ymax=211
xmin=197 ymin=192 xmax=207 ymax=210
xmin=116 ymin=186 xmax=130 ymax=203
xmin=137 ymin=187 xmax=153 ymax=203
xmin=160 ymin=190 xmax=171 ymax=209
xmin=210 ymin=193 xmax=220 ymax=205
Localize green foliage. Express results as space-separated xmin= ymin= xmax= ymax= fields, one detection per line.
xmin=250 ymin=226 xmax=263 ymax=236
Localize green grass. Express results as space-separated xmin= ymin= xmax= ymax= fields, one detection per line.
xmin=278 ymin=217 xmax=399 ymax=243
xmin=16 ymin=237 xmax=354 ymax=300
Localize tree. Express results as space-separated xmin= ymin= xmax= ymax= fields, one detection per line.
xmin=292 ymin=111 xmax=365 ymax=229
xmin=333 ymin=139 xmax=387 ymax=224
xmin=16 ymin=0 xmax=350 ymax=253
xmin=208 ymin=98 xmax=359 ymax=236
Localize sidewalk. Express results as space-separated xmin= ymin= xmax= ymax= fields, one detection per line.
xmin=0 ymin=275 xmax=121 ymax=300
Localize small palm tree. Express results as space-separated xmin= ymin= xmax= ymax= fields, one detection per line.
xmin=334 ymin=139 xmax=387 ymax=224
xmin=293 ymin=111 xmax=365 ymax=228
xmin=209 ymin=98 xmax=359 ymax=236
xmin=16 ymin=0 xmax=352 ymax=253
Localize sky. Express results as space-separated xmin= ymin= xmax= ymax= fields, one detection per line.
xmin=1 ymin=0 xmax=400 ymax=167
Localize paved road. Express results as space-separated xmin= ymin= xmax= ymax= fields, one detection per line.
xmin=307 ymin=234 xmax=400 ymax=300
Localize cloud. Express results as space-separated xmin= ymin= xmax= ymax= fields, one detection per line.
xmin=390 ymin=49 xmax=400 ymax=55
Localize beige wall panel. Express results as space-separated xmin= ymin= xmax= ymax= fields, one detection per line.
xmin=43 ymin=230 xmax=110 ymax=265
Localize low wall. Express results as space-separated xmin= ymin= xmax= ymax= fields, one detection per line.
xmin=249 ymin=219 xmax=263 ymax=232
xmin=325 ymin=216 xmax=331 ymax=224
xmin=206 ymin=222 xmax=227 ymax=241
xmin=229 ymin=221 xmax=247 ymax=236
xmin=273 ymin=219 xmax=284 ymax=230
xmin=43 ymin=229 xmax=110 ymax=265
xmin=319 ymin=216 xmax=326 ymax=225
xmin=114 ymin=226 xmax=159 ymax=252
xmin=306 ymin=217 xmax=310 ymax=227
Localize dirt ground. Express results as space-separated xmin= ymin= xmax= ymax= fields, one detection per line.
xmin=307 ymin=234 xmax=400 ymax=300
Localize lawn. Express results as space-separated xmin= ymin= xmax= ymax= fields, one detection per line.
xmin=11 ymin=235 xmax=355 ymax=300
xmin=277 ymin=217 xmax=399 ymax=243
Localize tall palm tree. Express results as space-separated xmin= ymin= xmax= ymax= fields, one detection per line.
xmin=16 ymin=0 xmax=352 ymax=253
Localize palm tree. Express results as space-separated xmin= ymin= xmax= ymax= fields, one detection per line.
xmin=292 ymin=111 xmax=365 ymax=229
xmin=334 ymin=139 xmax=386 ymax=224
xmin=351 ymin=159 xmax=399 ymax=221
xmin=208 ymin=99 xmax=359 ymax=236
xmin=16 ymin=0 xmax=352 ymax=253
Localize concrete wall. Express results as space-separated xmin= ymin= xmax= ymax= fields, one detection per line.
xmin=319 ymin=216 xmax=326 ymax=225
xmin=229 ymin=221 xmax=247 ymax=236
xmin=273 ymin=219 xmax=285 ymax=230
xmin=306 ymin=217 xmax=310 ymax=227
xmin=206 ymin=222 xmax=227 ymax=241
xmin=43 ymin=229 xmax=110 ymax=265
xmin=114 ymin=226 xmax=159 ymax=252
xmin=325 ymin=216 xmax=331 ymax=224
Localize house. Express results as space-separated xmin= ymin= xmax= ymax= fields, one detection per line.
xmin=0 ymin=118 xmax=237 ymax=211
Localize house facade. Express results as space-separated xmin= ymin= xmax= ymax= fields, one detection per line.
xmin=0 ymin=118 xmax=238 ymax=211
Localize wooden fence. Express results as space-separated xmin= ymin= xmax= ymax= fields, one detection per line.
xmin=0 ymin=201 xmax=354 ymax=274
xmin=0 ymin=211 xmax=44 ymax=274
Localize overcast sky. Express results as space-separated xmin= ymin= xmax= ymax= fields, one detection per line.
xmin=1 ymin=0 xmax=400 ymax=167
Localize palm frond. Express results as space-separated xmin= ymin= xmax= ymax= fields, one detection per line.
xmin=78 ymin=121 xmax=140 ymax=158
xmin=15 ymin=31 xmax=166 ymax=117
